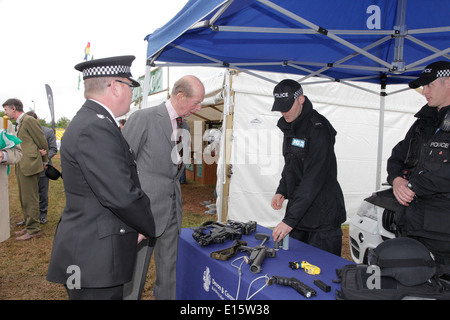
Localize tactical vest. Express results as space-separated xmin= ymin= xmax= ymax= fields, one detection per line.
xmin=404 ymin=110 xmax=450 ymax=180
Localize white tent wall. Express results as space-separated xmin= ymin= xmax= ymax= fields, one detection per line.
xmin=226 ymin=89 xmax=285 ymax=227
xmin=224 ymin=71 xmax=426 ymax=228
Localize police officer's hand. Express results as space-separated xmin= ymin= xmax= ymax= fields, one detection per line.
xmin=392 ymin=177 xmax=415 ymax=206
xmin=273 ymin=222 xmax=292 ymax=242
xmin=271 ymin=194 xmax=285 ymax=210
xmin=137 ymin=233 xmax=147 ymax=244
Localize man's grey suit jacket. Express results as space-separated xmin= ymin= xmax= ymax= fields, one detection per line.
xmin=123 ymin=102 xmax=188 ymax=237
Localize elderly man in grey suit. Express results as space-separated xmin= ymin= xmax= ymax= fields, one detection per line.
xmin=122 ymin=75 xmax=205 ymax=300
xmin=25 ymin=111 xmax=58 ymax=224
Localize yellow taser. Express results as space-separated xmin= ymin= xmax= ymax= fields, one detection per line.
xmin=301 ymin=261 xmax=321 ymax=275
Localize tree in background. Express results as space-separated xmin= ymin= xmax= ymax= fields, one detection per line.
xmin=0 ymin=111 xmax=71 ymax=129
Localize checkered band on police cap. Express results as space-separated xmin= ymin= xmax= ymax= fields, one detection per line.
xmin=82 ymin=64 xmax=131 ymax=79
xmin=75 ymin=55 xmax=140 ymax=87
xmin=437 ymin=69 xmax=450 ymax=78
xmin=293 ymin=87 xmax=303 ymax=99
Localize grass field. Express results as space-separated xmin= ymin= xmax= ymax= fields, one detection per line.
xmin=0 ymin=154 xmax=350 ymax=300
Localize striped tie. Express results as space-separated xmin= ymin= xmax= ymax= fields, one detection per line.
xmin=176 ymin=117 xmax=183 ymax=166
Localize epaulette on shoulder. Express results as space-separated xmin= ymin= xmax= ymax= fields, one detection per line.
xmin=310 ymin=114 xmax=323 ymax=128
xmin=96 ymin=113 xmax=113 ymax=124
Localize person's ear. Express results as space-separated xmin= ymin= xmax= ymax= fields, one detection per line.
xmin=298 ymin=95 xmax=305 ymax=105
xmin=109 ymin=81 xmax=120 ymax=97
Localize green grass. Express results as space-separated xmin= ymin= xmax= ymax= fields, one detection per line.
xmin=0 ymin=155 xmax=67 ymax=299
xmin=182 ymin=211 xmax=213 ymax=228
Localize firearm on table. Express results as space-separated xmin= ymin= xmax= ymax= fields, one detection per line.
xmin=269 ymin=275 xmax=317 ymax=298
xmin=192 ymin=220 xmax=257 ymax=247
xmin=239 ymin=233 xmax=276 ymax=273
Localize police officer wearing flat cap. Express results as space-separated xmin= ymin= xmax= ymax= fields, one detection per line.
xmin=47 ymin=55 xmax=155 ymax=299
xmin=387 ymin=61 xmax=450 ymax=265
xmin=271 ymin=79 xmax=346 ymax=256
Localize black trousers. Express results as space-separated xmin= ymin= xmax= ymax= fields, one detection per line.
xmin=65 ymin=284 xmax=124 ymax=300
xmin=290 ymin=227 xmax=343 ymax=256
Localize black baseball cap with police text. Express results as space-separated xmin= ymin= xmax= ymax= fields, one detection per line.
xmin=75 ymin=55 xmax=140 ymax=87
xmin=409 ymin=61 xmax=450 ymax=89
xmin=272 ymin=79 xmax=303 ymax=112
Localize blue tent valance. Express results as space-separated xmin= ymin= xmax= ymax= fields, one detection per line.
xmin=145 ymin=0 xmax=450 ymax=86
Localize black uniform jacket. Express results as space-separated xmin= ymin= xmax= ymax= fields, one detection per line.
xmin=387 ymin=104 xmax=450 ymax=241
xmin=276 ymin=96 xmax=346 ymax=232
xmin=47 ymin=100 xmax=155 ymax=288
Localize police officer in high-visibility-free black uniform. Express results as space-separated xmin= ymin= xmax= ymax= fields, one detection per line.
xmin=387 ymin=61 xmax=450 ymax=265
xmin=271 ymin=79 xmax=346 ymax=256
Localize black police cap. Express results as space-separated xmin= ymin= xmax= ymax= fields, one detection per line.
xmin=75 ymin=55 xmax=140 ymax=87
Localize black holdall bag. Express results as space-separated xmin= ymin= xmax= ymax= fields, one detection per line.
xmin=335 ymin=237 xmax=450 ymax=300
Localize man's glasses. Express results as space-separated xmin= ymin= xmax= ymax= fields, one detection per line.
xmin=108 ymin=79 xmax=136 ymax=90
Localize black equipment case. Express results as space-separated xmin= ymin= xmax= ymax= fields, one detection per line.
xmin=335 ymin=237 xmax=450 ymax=300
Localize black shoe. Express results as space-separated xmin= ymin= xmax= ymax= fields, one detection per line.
xmin=40 ymin=218 xmax=48 ymax=224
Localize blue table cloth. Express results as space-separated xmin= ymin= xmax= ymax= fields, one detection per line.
xmin=176 ymin=224 xmax=352 ymax=300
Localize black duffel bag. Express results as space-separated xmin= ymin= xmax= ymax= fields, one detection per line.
xmin=335 ymin=237 xmax=450 ymax=300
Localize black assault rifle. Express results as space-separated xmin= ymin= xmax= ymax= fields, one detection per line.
xmin=192 ymin=220 xmax=257 ymax=247
xmin=239 ymin=233 xmax=276 ymax=273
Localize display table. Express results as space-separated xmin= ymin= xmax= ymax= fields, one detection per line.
xmin=176 ymin=224 xmax=352 ymax=300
